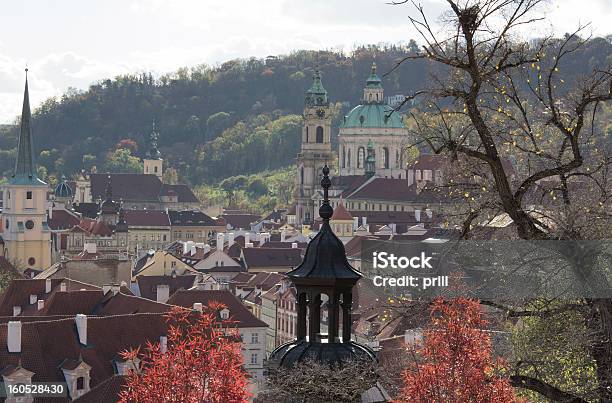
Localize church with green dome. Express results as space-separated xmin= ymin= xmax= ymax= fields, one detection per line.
xmin=339 ymin=63 xmax=409 ymax=178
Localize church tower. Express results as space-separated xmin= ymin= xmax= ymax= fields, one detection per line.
xmin=295 ymin=69 xmax=334 ymax=227
xmin=1 ymin=70 xmax=51 ymax=270
xmin=143 ymin=122 xmax=163 ymax=179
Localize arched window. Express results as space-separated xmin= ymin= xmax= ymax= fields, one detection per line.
xmin=357 ymin=147 xmax=365 ymax=168
xmin=342 ymin=147 xmax=346 ymax=168
xmin=305 ymin=126 xmax=309 ymax=142
xmin=316 ymin=126 xmax=324 ymax=143
xmin=383 ymin=147 xmax=389 ymax=169
xmin=396 ymin=150 xmax=400 ymax=168
xmin=300 ymin=167 xmax=304 ymax=185
xmin=347 ymin=149 xmax=351 ymax=168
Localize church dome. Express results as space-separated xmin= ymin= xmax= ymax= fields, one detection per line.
xmin=54 ymin=176 xmax=72 ymax=198
xmin=341 ymin=103 xmax=404 ymax=129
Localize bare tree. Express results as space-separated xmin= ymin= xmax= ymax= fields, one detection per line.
xmin=386 ymin=0 xmax=611 ymax=400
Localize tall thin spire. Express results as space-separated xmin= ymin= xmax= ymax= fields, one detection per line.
xmin=13 ymin=68 xmax=39 ymax=181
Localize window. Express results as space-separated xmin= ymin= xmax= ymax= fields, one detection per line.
xmin=305 ymin=126 xmax=309 ymax=142
xmin=26 ymin=191 xmax=32 ymax=200
xmin=5 ymin=219 xmax=8 ymax=229
xmin=251 ymin=332 xmax=259 ymax=343
xmin=383 ymin=147 xmax=389 ymax=169
xmin=342 ymin=147 xmax=346 ymax=168
xmin=315 ymin=126 xmax=324 ymax=143
xmin=163 ymin=235 xmax=167 ymax=241
xmin=357 ymin=147 xmax=365 ymax=168
xmin=154 ymin=166 xmax=158 ymax=173
xmin=251 ymin=353 xmax=258 ymax=365
xmin=423 ymin=170 xmax=433 ymax=181
xmin=171 ymin=261 xmax=177 ymax=268
xmin=347 ymin=149 xmax=351 ymax=168
xmin=76 ymin=377 xmax=85 ymax=390
xmin=28 ymin=257 xmax=35 ymax=266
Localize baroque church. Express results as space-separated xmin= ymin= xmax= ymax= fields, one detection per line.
xmin=294 ymin=64 xmax=424 ymax=231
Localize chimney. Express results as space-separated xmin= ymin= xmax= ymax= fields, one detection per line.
xmin=390 ymin=223 xmax=397 ymax=234
xmin=227 ymin=233 xmax=235 ymax=248
xmin=160 ymin=336 xmax=168 ymax=353
xmin=182 ymin=242 xmax=189 ymax=255
xmin=291 ymin=242 xmax=298 ymax=249
xmin=425 ymin=208 xmax=433 ymax=219
xmin=245 ymin=242 xmax=253 ymax=248
xmin=190 ymin=244 xmax=196 ymax=256
xmin=29 ymin=294 xmax=37 ymax=305
xmin=362 ymin=217 xmax=367 ymax=227
xmin=7 ymin=321 xmax=22 ymax=353
xmin=203 ymin=244 xmax=211 ymax=254
xmin=414 ymin=209 xmax=421 ymax=222
xmin=75 ymin=314 xmax=87 ymax=345
xmin=45 ymin=278 xmax=52 ymax=293
xmin=12 ymin=306 xmax=21 ymax=316
xmin=48 ymin=206 xmax=53 ymax=220
xmin=280 ymin=230 xmax=287 ymax=243
xmin=216 ymin=233 xmax=224 ymax=249
xmin=37 ymin=300 xmax=44 ymax=310
xmin=244 ymin=233 xmax=250 ymax=246
xmin=353 ymin=217 xmax=359 ymax=230
xmin=102 ymin=284 xmax=111 ymax=294
xmin=60 ymin=282 xmax=67 ymax=292
xmin=111 ymin=284 xmax=120 ymax=295
xmin=156 ymin=284 xmax=170 ymax=303
xmin=193 ymin=302 xmax=203 ymax=312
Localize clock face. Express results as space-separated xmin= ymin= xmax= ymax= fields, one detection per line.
xmin=316 ymin=109 xmax=325 ymax=118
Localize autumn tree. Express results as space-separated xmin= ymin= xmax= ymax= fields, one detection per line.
xmin=116 ymin=138 xmax=139 ymax=155
xmin=398 ymin=298 xmax=518 ymax=402
xmin=119 ymin=306 xmax=249 ymax=403
xmin=389 ymin=0 xmax=611 ymax=400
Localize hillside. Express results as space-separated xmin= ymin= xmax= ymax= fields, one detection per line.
xmin=0 ymin=39 xmax=610 ymax=186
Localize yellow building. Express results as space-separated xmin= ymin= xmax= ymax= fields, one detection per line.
xmin=133 ymin=250 xmax=199 ymax=278
xmin=1 ymin=71 xmax=51 ymax=270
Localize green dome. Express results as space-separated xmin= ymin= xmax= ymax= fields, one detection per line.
xmin=341 ymin=103 xmax=404 ymax=129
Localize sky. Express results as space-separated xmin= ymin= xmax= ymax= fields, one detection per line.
xmin=0 ymin=0 xmax=610 ymax=123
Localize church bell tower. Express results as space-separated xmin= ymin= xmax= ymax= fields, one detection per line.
xmin=295 ymin=69 xmax=334 ymax=227
xmin=1 ymin=70 xmax=51 ymax=270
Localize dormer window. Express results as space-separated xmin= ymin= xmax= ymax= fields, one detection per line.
xmin=220 ymin=308 xmax=230 ymax=320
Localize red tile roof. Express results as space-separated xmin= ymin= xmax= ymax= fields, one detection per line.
xmin=124 ymin=210 xmax=170 ymax=227
xmin=73 ymin=374 xmax=126 ymax=403
xmin=331 ymin=201 xmax=353 ymax=220
xmin=221 ymin=214 xmax=261 ymax=230
xmin=241 ymin=248 xmax=302 ymax=270
xmin=48 ymin=209 xmax=81 ymax=231
xmin=0 ymin=313 xmax=168 ymax=390
xmin=167 ymin=289 xmax=267 ymax=328
xmin=348 ymin=178 xmax=441 ymax=202
xmin=136 ymin=275 xmax=197 ymax=301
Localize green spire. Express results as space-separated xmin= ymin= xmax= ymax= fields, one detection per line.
xmin=11 ymin=69 xmax=44 ymax=185
xmin=305 ymin=68 xmax=329 ymax=107
xmin=147 ymin=121 xmax=161 ymax=159
xmin=365 ymin=62 xmax=383 ymax=89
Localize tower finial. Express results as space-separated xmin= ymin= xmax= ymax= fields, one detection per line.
xmin=371 ymin=62 xmax=377 ymax=75
xmin=319 ymin=165 xmax=333 ymax=220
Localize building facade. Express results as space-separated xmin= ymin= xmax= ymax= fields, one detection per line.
xmin=1 ymin=72 xmax=52 ymax=271
xmin=294 ymin=70 xmax=335 ymax=227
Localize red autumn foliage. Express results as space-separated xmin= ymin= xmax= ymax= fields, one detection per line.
xmin=397 ymin=297 xmax=519 ymax=403
xmin=118 ymin=305 xmax=250 ymax=403
xmin=116 ymin=138 xmax=138 ymax=154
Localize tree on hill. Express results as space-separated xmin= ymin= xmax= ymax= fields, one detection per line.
xmin=119 ymin=305 xmax=249 ymax=403
xmin=104 ymin=148 xmax=142 ymax=174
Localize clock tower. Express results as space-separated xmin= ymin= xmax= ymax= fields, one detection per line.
xmin=1 ymin=70 xmax=51 ymax=270
xmin=295 ymin=69 xmax=334 ymax=227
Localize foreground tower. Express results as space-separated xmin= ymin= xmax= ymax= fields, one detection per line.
xmin=295 ymin=69 xmax=334 ymax=227
xmin=1 ymin=70 xmax=51 ymax=270
xmin=271 ymin=166 xmax=376 ymax=366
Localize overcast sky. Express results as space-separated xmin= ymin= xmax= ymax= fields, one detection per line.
xmin=0 ymin=0 xmax=610 ymax=123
